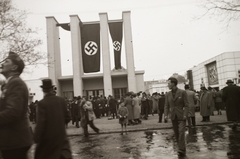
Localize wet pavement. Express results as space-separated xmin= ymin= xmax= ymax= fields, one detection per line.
xmin=28 ymin=112 xmax=240 ymax=158
xmin=62 ymin=124 xmax=240 ymax=159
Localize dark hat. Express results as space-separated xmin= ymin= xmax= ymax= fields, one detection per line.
xmin=200 ymin=83 xmax=207 ymax=90
xmin=126 ymin=92 xmax=131 ymax=96
xmin=200 ymin=83 xmax=205 ymax=88
xmin=6 ymin=51 xmax=25 ymax=74
xmin=226 ymin=79 xmax=233 ymax=84
xmin=184 ymin=84 xmax=190 ymax=89
xmin=40 ymin=79 xmax=54 ymax=89
xmin=208 ymin=86 xmax=212 ymax=90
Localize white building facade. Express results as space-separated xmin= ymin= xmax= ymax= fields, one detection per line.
xmin=189 ymin=51 xmax=240 ymax=91
xmin=46 ymin=11 xmax=144 ymax=99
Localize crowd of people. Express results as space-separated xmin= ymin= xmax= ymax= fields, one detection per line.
xmin=61 ymin=91 xmax=167 ymax=127
xmin=26 ymin=77 xmax=239 ymax=136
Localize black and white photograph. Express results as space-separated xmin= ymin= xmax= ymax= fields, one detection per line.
xmin=0 ymin=0 xmax=240 ymax=158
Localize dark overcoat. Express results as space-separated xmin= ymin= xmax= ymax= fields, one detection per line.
xmin=222 ymin=85 xmax=240 ymax=121
xmin=186 ymin=90 xmax=197 ymax=117
xmin=34 ymin=93 xmax=71 ymax=159
xmin=0 ymin=75 xmax=33 ymax=150
xmin=158 ymin=95 xmax=165 ymax=112
xmin=199 ymin=91 xmax=211 ymax=116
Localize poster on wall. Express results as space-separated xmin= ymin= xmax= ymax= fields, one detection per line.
xmin=207 ymin=62 xmax=219 ymax=85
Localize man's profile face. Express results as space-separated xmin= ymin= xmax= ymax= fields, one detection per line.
xmin=167 ymin=80 xmax=173 ymax=90
xmin=1 ymin=59 xmax=16 ymax=75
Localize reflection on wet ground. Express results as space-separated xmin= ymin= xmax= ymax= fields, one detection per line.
xmin=68 ymin=124 xmax=240 ymax=159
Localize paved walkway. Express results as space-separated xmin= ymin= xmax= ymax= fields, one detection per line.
xmin=65 ymin=110 xmax=231 ymax=136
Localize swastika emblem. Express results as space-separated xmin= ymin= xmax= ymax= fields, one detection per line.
xmin=113 ymin=41 xmax=121 ymax=51
xmin=84 ymin=41 xmax=98 ymax=55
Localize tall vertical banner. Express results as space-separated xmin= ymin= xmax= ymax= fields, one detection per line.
xmin=81 ymin=24 xmax=100 ymax=73
xmin=207 ymin=62 xmax=219 ymax=85
xmin=108 ymin=22 xmax=123 ymax=70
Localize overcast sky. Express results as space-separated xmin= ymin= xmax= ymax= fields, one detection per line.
xmin=12 ymin=0 xmax=240 ymax=81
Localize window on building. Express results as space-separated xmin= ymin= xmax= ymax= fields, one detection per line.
xmin=113 ymin=88 xmax=127 ymax=100
xmin=86 ymin=90 xmax=104 ymax=98
xmin=63 ymin=91 xmax=73 ymax=100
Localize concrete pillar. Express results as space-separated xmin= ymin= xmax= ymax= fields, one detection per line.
xmin=70 ymin=15 xmax=83 ymax=96
xmin=46 ymin=16 xmax=62 ymax=95
xmin=99 ymin=13 xmax=113 ymax=96
xmin=122 ymin=11 xmax=137 ymax=92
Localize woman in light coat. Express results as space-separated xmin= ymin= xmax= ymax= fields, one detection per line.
xmin=132 ymin=93 xmax=141 ymax=124
xmin=80 ymin=97 xmax=99 ymax=137
xmin=124 ymin=92 xmax=135 ymax=125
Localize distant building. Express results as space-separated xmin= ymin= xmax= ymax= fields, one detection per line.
xmin=25 ymin=79 xmax=43 ymax=103
xmin=144 ymin=73 xmax=187 ymax=95
xmin=187 ymin=51 xmax=240 ymax=91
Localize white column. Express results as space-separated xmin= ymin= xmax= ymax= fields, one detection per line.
xmin=122 ymin=11 xmax=137 ymax=92
xmin=70 ymin=15 xmax=83 ymax=96
xmin=99 ymin=13 xmax=113 ymax=97
xmin=46 ymin=16 xmax=62 ymax=95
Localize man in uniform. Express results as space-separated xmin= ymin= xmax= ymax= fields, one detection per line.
xmin=0 ymin=52 xmax=33 ymax=159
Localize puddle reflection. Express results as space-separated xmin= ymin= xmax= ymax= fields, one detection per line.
xmin=65 ymin=124 xmax=240 ymax=159
xmin=142 ymin=125 xmax=240 ymax=159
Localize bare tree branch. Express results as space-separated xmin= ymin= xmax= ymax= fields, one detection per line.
xmin=198 ymin=0 xmax=240 ymax=27
xmin=0 ymin=0 xmax=46 ymax=67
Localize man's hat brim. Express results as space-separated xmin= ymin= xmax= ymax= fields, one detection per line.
xmin=40 ymin=85 xmax=54 ymax=89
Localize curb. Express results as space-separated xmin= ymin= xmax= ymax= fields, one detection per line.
xmin=67 ymin=121 xmax=233 ymax=137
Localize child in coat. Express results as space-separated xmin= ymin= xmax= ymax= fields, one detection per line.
xmin=117 ymin=102 xmax=129 ymax=135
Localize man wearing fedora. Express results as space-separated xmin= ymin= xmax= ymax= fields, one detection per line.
xmin=0 ymin=52 xmax=33 ymax=159
xmin=222 ymin=79 xmax=240 ymax=130
xmin=34 ymin=79 xmax=72 ymax=159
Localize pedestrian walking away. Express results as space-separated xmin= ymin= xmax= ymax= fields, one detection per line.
xmin=208 ymin=86 xmax=216 ymax=116
xmin=0 ymin=52 xmax=33 ymax=159
xmin=184 ymin=84 xmax=198 ymax=128
xmin=199 ymin=84 xmax=212 ymax=122
xmin=109 ymin=95 xmax=118 ymax=119
xmin=34 ymin=79 xmax=72 ymax=159
xmin=141 ymin=92 xmax=149 ymax=120
xmin=164 ymin=77 xmax=189 ymax=157
xmin=222 ymin=79 xmax=240 ymax=130
xmin=215 ymin=88 xmax=223 ymax=115
xmin=158 ymin=92 xmax=165 ymax=123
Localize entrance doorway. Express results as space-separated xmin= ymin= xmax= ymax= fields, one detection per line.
xmin=86 ymin=89 xmax=104 ymax=97
xmin=113 ymin=88 xmax=127 ymax=100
